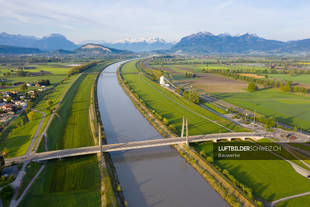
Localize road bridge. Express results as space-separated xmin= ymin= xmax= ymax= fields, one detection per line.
xmin=4 ymin=132 xmax=269 ymax=166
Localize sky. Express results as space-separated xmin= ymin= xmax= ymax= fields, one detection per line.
xmin=1 ymin=0 xmax=310 ymax=43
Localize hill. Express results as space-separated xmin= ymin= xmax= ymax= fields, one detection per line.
xmin=0 ymin=45 xmax=43 ymax=54
xmin=75 ymin=43 xmax=132 ymax=55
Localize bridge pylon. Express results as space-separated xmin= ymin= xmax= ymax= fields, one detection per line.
xmin=181 ymin=116 xmax=189 ymax=146
xmin=181 ymin=116 xmax=185 ymax=138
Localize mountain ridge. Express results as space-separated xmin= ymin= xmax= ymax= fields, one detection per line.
xmin=171 ymin=32 xmax=310 ymax=54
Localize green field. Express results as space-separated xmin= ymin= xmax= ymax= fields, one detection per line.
xmin=122 ymin=61 xmax=245 ymax=135
xmin=266 ymin=74 xmax=310 ymax=85
xmin=20 ymin=156 xmax=101 ymax=207
xmin=20 ymin=62 xmax=106 ymax=207
xmin=195 ymin=141 xmax=310 ymax=201
xmin=276 ymin=195 xmax=310 ymax=207
xmin=213 ymin=88 xmax=310 ymax=130
xmin=45 ymin=61 xmax=112 ymax=150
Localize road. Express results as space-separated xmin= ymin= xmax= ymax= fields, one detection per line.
xmin=5 ymin=132 xmax=268 ymax=165
xmin=271 ymin=191 xmax=310 ymax=207
xmin=26 ymin=110 xmax=46 ymax=156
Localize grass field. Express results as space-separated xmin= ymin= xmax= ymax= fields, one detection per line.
xmin=46 ymin=74 xmax=92 ymax=150
xmin=20 ymin=62 xmax=108 ymax=207
xmin=213 ymin=88 xmax=310 ymax=130
xmin=122 ymin=61 xmax=245 ymax=135
xmin=276 ymin=195 xmax=310 ymax=207
xmin=266 ymin=74 xmax=310 ymax=85
xmin=20 ymin=156 xmax=101 ymax=207
xmin=194 ymin=141 xmax=310 ymax=201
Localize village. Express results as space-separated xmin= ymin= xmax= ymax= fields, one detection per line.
xmin=0 ymin=79 xmax=51 ymax=126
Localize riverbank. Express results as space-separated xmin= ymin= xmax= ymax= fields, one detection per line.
xmin=117 ymin=61 xmax=258 ymax=207
xmin=93 ymin=61 xmax=127 ymax=207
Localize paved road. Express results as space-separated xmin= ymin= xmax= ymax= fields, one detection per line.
xmin=5 ymin=132 xmax=268 ymax=165
xmin=26 ymin=110 xmax=46 ymax=156
xmin=271 ymin=191 xmax=310 ymax=207
xmin=10 ymin=165 xmax=45 ymax=207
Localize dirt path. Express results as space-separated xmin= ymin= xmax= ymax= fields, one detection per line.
xmin=271 ymin=191 xmax=310 ymax=207
xmin=26 ymin=110 xmax=46 ymax=155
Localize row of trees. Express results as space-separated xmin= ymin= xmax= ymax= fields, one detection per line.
xmin=67 ymin=61 xmax=97 ymax=76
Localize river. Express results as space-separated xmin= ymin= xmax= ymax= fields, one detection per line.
xmin=97 ymin=61 xmax=228 ymax=207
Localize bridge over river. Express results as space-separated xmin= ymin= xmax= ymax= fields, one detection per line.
xmin=5 ymin=132 xmax=268 ymax=166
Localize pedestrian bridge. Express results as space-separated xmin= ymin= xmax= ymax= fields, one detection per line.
xmin=5 ymin=132 xmax=269 ymax=166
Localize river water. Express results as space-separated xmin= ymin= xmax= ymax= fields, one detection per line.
xmin=97 ymin=61 xmax=228 ymax=207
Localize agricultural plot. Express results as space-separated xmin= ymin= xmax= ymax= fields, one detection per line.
xmin=46 ymin=74 xmax=93 ymax=150
xmin=22 ymin=62 xmax=107 ymax=206
xmin=266 ymin=74 xmax=310 ymax=86
xmin=191 ymin=73 xmax=248 ymax=93
xmin=20 ymin=156 xmax=101 ymax=207
xmin=121 ymin=61 xmax=245 ymax=136
xmin=213 ymin=88 xmax=310 ymax=130
xmin=195 ymin=141 xmax=310 ymax=201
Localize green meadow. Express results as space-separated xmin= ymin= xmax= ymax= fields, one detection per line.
xmin=195 ymin=141 xmax=310 ymax=201
xmin=213 ymin=88 xmax=310 ymax=130
xmin=20 ymin=156 xmax=101 ymax=207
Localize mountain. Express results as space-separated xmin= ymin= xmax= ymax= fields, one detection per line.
xmin=75 ymin=43 xmax=132 ymax=55
xmin=103 ymin=38 xmax=174 ymax=52
xmin=0 ymin=33 xmax=77 ymax=51
xmin=171 ymin=32 xmax=287 ymax=54
xmin=0 ymin=45 xmax=43 ymax=54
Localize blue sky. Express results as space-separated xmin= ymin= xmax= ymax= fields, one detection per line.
xmin=1 ymin=0 xmax=310 ymax=43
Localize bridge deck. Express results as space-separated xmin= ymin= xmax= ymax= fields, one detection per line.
xmin=5 ymin=132 xmax=269 ymax=165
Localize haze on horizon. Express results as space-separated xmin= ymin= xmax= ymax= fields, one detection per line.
xmin=1 ymin=0 xmax=310 ymax=43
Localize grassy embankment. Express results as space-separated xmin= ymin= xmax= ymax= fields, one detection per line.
xmin=121 ymin=60 xmax=310 ymax=205
xmin=121 ymin=61 xmax=245 ymax=135
xmin=19 ymin=62 xmax=115 ymax=207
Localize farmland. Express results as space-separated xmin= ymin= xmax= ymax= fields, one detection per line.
xmin=20 ymin=156 xmax=101 ymax=207
xmin=133 ymin=58 xmax=310 ymax=205
xmin=121 ymin=61 xmax=245 ymax=135
xmin=20 ymin=61 xmax=111 ymax=206
xmin=213 ymin=88 xmax=310 ymax=130
xmin=194 ymin=141 xmax=310 ymax=201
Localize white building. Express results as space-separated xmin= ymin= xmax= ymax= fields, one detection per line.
xmin=159 ymin=76 xmax=169 ymax=87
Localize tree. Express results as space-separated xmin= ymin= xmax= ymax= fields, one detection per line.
xmin=6 ymin=97 xmax=12 ymax=102
xmin=0 ymin=185 xmax=14 ymax=201
xmin=247 ymin=82 xmax=257 ymax=92
xmin=20 ymin=83 xmax=28 ymax=90
xmin=47 ymin=99 xmax=53 ymax=108
xmin=280 ymin=82 xmax=291 ymax=92
xmin=27 ymin=111 xmax=36 ymax=121
xmin=25 ymin=101 xmax=33 ymax=113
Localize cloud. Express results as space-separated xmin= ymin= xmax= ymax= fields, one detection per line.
xmin=1 ymin=0 xmax=310 ymax=42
